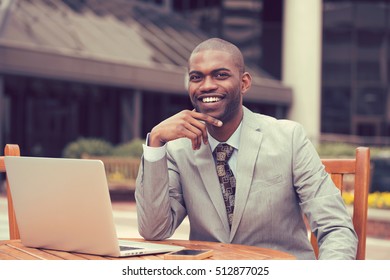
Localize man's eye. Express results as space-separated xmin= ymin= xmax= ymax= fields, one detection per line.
xmin=216 ymin=73 xmax=229 ymax=79
xmin=189 ymin=75 xmax=201 ymax=82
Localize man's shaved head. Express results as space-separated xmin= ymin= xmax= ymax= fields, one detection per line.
xmin=189 ymin=38 xmax=245 ymax=74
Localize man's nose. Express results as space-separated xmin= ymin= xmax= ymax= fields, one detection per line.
xmin=199 ymin=76 xmax=218 ymax=92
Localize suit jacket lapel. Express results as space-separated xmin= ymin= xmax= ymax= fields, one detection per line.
xmin=193 ymin=144 xmax=231 ymax=232
xmin=230 ymin=107 xmax=263 ymax=240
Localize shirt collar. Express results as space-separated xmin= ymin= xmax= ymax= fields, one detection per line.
xmin=208 ymin=121 xmax=242 ymax=152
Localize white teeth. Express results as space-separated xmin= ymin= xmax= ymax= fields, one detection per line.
xmin=202 ymin=97 xmax=221 ymax=103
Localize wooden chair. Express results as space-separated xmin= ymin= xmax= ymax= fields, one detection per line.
xmin=310 ymin=147 xmax=370 ymax=260
xmin=0 ymin=144 xmax=21 ymax=239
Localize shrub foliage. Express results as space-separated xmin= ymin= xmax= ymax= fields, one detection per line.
xmin=63 ymin=137 xmax=144 ymax=158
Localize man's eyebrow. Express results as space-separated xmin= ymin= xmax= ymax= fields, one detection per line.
xmin=212 ymin=68 xmax=231 ymax=73
xmin=188 ymin=68 xmax=231 ymax=75
xmin=188 ymin=70 xmax=203 ymax=76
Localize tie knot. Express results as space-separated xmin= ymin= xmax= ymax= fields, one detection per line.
xmin=214 ymin=143 xmax=234 ymax=162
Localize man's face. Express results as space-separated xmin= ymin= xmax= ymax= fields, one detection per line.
xmin=187 ymin=50 xmax=246 ymax=124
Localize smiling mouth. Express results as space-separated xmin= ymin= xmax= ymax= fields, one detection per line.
xmin=201 ymin=96 xmax=222 ymax=103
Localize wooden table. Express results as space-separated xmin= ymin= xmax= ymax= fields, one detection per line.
xmin=0 ymin=239 xmax=295 ymax=260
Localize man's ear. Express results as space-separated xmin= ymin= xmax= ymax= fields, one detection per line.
xmin=241 ymin=72 xmax=252 ymax=95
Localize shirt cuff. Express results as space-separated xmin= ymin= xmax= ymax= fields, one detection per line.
xmin=143 ymin=133 xmax=167 ymax=162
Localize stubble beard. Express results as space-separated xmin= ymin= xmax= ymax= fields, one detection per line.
xmin=191 ymin=91 xmax=242 ymax=124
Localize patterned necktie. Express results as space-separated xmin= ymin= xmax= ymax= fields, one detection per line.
xmin=214 ymin=143 xmax=236 ymax=228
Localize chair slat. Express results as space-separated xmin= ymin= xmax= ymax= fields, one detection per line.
xmin=322 ymin=159 xmax=355 ymax=174
xmin=1 ymin=144 xmax=21 ymax=239
xmin=352 ymin=147 xmax=370 ymax=260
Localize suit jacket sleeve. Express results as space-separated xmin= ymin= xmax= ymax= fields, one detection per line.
xmin=135 ymin=152 xmax=187 ymax=240
xmin=292 ymin=123 xmax=358 ymax=259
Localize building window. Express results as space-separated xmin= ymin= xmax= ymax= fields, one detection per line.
xmin=322 ymin=0 xmax=390 ymax=137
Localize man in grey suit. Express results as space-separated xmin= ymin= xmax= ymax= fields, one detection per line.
xmin=135 ymin=38 xmax=358 ymax=259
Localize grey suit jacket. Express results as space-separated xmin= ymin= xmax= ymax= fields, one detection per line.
xmin=135 ymin=107 xmax=358 ymax=259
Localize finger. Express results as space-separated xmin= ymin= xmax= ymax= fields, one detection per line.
xmin=182 ymin=122 xmax=203 ymax=149
xmin=191 ymin=110 xmax=223 ymax=127
xmin=183 ymin=116 xmax=209 ymax=145
xmin=177 ymin=126 xmax=201 ymax=150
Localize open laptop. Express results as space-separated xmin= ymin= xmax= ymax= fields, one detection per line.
xmin=4 ymin=156 xmax=184 ymax=257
